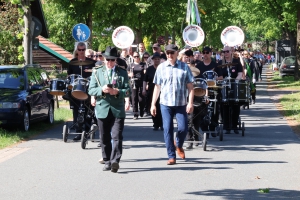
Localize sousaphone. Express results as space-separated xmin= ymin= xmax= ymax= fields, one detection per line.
xmin=112 ymin=26 xmax=135 ymax=49
xmin=182 ymin=25 xmax=205 ymax=47
xmin=220 ymin=26 xmax=244 ymax=47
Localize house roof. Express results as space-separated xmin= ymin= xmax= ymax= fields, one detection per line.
xmin=38 ymin=35 xmax=73 ymax=63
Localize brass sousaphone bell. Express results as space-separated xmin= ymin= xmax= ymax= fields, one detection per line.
xmin=112 ymin=26 xmax=137 ymax=89
xmin=220 ymin=26 xmax=245 ymax=47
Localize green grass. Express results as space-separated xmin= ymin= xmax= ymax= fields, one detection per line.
xmin=0 ymin=108 xmax=72 ymax=149
xmin=271 ymin=71 xmax=300 ymax=89
xmin=280 ymin=92 xmax=300 ymax=121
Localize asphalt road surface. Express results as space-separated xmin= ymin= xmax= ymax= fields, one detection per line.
xmin=1 ymin=67 xmax=300 ymax=200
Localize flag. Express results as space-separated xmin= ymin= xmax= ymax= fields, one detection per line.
xmin=186 ymin=0 xmax=201 ymax=26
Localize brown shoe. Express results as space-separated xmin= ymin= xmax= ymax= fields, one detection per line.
xmin=167 ymin=158 xmax=176 ymax=165
xmin=176 ymin=147 xmax=185 ymax=159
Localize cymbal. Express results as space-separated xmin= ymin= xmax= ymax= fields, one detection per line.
xmin=189 ymin=66 xmax=200 ymax=77
xmin=69 ymin=59 xmax=95 ymax=66
xmin=217 ymin=63 xmax=237 ymax=68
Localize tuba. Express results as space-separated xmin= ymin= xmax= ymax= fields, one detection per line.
xmin=112 ymin=26 xmax=136 ymax=89
xmin=220 ymin=26 xmax=245 ymax=47
xmin=182 ymin=25 xmax=205 ymax=47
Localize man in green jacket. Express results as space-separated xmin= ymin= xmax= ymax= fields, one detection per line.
xmin=88 ymin=46 xmax=131 ymax=173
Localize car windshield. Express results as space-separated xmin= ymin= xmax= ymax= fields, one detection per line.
xmin=284 ymin=57 xmax=295 ymax=65
xmin=0 ymin=68 xmax=25 ymax=89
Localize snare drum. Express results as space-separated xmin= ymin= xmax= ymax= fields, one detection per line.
xmin=49 ymin=79 xmax=66 ymax=96
xmin=203 ymin=70 xmax=218 ymax=87
xmin=67 ymin=74 xmax=81 ymax=89
xmin=193 ymin=78 xmax=207 ymax=106
xmin=233 ymin=80 xmax=249 ymax=103
xmin=71 ymin=78 xmax=89 ymax=100
xmin=221 ymin=79 xmax=249 ymax=103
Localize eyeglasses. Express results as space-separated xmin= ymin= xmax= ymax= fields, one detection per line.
xmin=202 ymin=51 xmax=210 ymax=54
xmin=143 ymin=57 xmax=149 ymax=59
xmin=222 ymin=50 xmax=230 ymax=53
xmin=93 ymin=55 xmax=98 ymax=58
xmin=166 ymin=51 xmax=175 ymax=55
xmin=106 ymin=59 xmax=116 ymax=62
xmin=133 ymin=56 xmax=139 ymax=58
xmin=77 ymin=49 xmax=86 ymax=51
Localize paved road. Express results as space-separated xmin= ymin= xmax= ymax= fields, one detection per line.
xmin=1 ymin=67 xmax=300 ymax=200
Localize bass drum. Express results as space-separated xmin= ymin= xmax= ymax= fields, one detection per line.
xmin=193 ymin=78 xmax=207 ymax=106
xmin=49 ymin=79 xmax=66 ymax=96
xmin=71 ymin=78 xmax=89 ymax=100
xmin=203 ymin=70 xmax=218 ymax=87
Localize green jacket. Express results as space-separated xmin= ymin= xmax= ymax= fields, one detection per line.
xmin=88 ymin=65 xmax=131 ymax=118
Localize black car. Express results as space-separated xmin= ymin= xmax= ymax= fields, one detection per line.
xmin=0 ymin=65 xmax=54 ymax=131
xmin=279 ymin=56 xmax=296 ymax=77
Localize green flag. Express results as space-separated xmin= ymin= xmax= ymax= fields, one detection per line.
xmin=191 ymin=0 xmax=196 ymax=25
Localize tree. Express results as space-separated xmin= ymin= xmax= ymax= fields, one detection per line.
xmin=0 ymin=1 xmax=23 ymax=64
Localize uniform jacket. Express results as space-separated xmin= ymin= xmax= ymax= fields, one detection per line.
xmin=88 ymin=65 xmax=131 ymax=119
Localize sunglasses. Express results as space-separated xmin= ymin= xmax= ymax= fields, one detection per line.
xmin=166 ymin=51 xmax=175 ymax=55
xmin=77 ymin=49 xmax=86 ymax=51
xmin=106 ymin=59 xmax=115 ymax=62
xmin=222 ymin=50 xmax=230 ymax=53
xmin=202 ymin=51 xmax=210 ymax=54
xmin=133 ymin=56 xmax=139 ymax=58
xmin=143 ymin=57 xmax=149 ymax=59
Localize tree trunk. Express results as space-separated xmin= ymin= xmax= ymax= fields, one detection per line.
xmin=86 ymin=11 xmax=93 ymax=48
xmin=22 ymin=0 xmax=32 ymax=65
xmin=296 ymin=8 xmax=300 ymax=81
xmin=266 ymin=39 xmax=269 ymax=53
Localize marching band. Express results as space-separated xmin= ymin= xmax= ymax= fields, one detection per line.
xmin=49 ymin=25 xmax=260 ymax=172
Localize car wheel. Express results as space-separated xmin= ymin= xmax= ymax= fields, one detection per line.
xmin=46 ymin=103 xmax=54 ymax=124
xmin=21 ymin=108 xmax=30 ymax=131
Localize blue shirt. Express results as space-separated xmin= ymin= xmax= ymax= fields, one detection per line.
xmin=153 ymin=59 xmax=194 ymax=106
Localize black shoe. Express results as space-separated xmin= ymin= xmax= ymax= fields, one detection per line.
xmin=103 ymin=164 xmax=111 ymax=171
xmin=211 ymin=133 xmax=216 ymax=137
xmin=160 ymin=127 xmax=164 ymax=131
xmin=111 ymin=162 xmax=119 ymax=173
xmin=234 ymin=130 xmax=239 ymax=134
xmin=225 ymin=130 xmax=231 ymax=134
xmin=97 ymin=142 xmax=101 ymax=147
xmin=186 ymin=143 xmax=193 ymax=149
xmin=133 ymin=114 xmax=138 ymax=120
xmin=140 ymin=111 xmax=144 ymax=117
xmin=73 ymin=134 xmax=81 ymax=141
xmin=253 ymin=100 xmax=255 ymax=104
xmin=153 ymin=127 xmax=159 ymax=131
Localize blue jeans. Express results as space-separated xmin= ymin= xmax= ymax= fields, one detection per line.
xmin=160 ymin=104 xmax=188 ymax=159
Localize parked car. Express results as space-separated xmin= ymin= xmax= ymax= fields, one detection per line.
xmin=279 ymin=56 xmax=296 ymax=77
xmin=0 ymin=64 xmax=54 ymax=131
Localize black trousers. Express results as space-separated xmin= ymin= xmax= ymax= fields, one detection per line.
xmin=148 ymin=88 xmax=163 ymax=128
xmin=187 ymin=103 xmax=207 ymax=141
xmin=131 ymin=81 xmax=145 ymax=115
xmin=222 ymin=103 xmax=240 ymax=130
xmin=97 ymin=109 xmax=124 ymax=164
xmin=251 ymin=83 xmax=256 ymax=101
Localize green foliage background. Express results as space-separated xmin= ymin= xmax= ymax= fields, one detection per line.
xmin=0 ymin=2 xmax=23 ymax=64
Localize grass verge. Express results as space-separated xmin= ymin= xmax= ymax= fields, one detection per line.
xmin=0 ymin=108 xmax=72 ymax=149
xmin=269 ymin=68 xmax=300 ymax=135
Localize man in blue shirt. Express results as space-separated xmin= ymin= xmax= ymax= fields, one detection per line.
xmin=151 ymin=44 xmax=194 ymax=165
